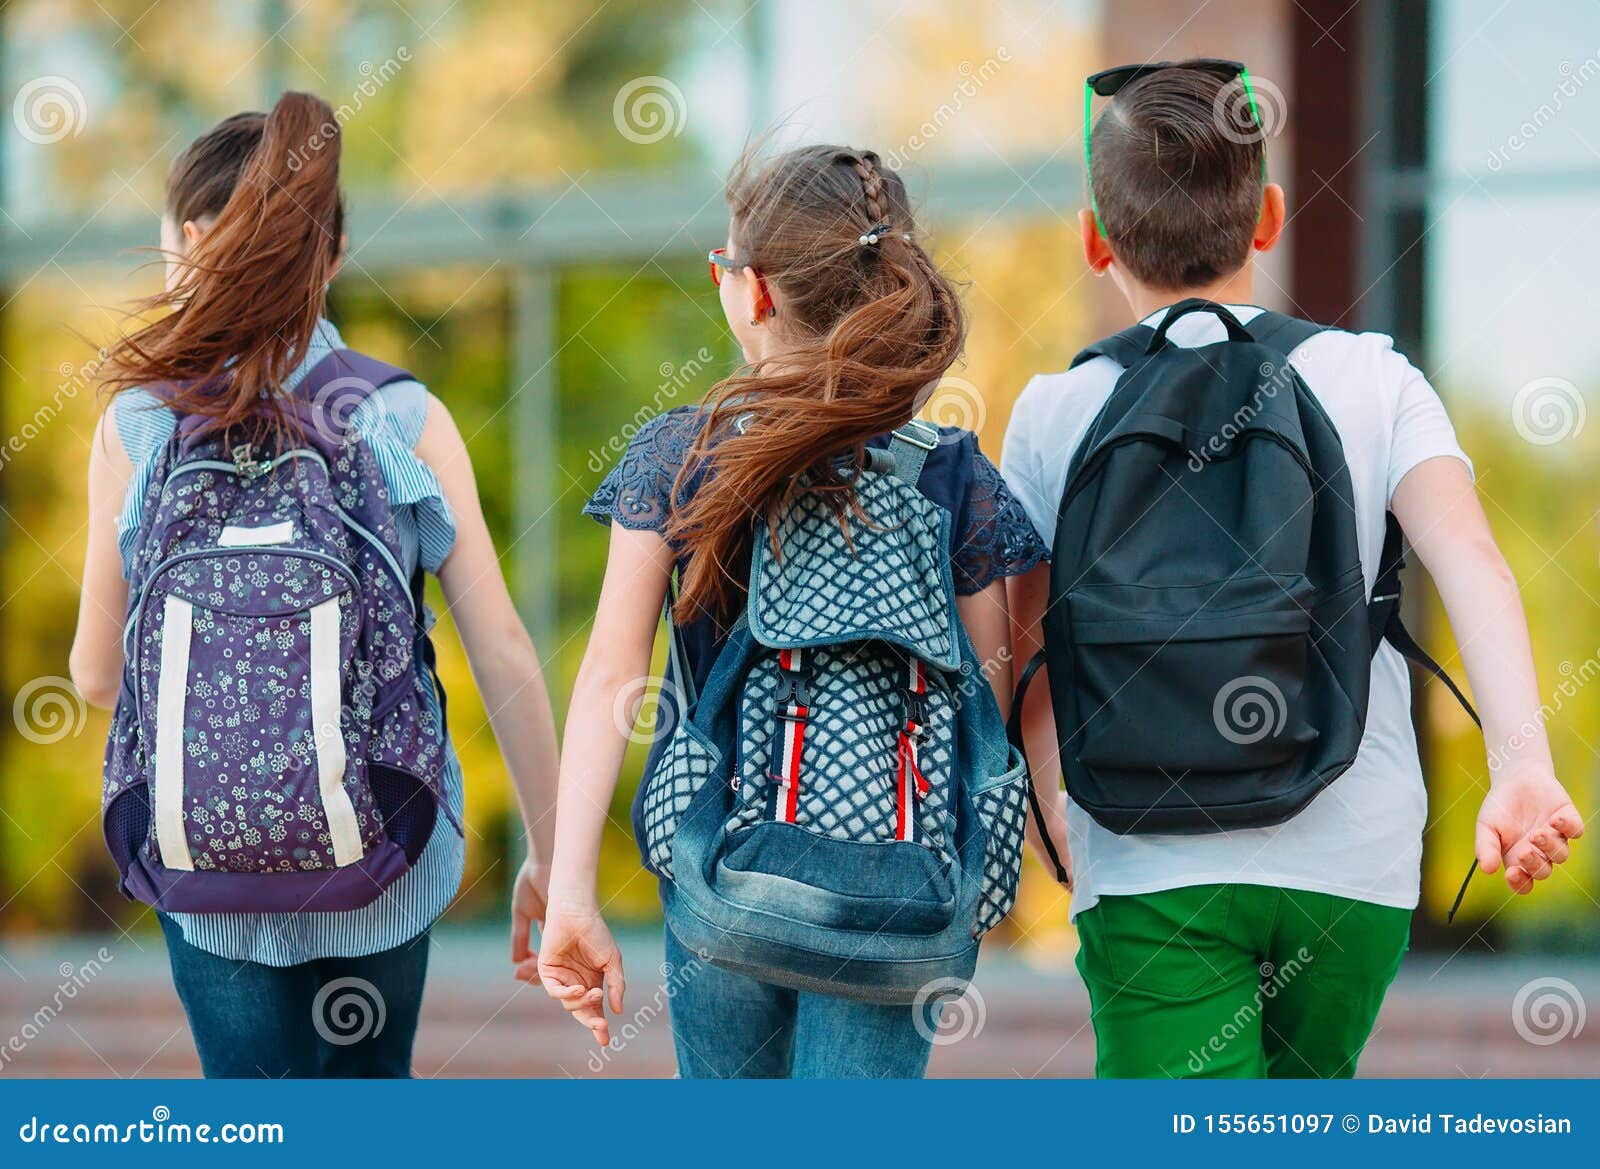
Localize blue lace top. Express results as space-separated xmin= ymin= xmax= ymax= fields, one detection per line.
xmin=583 ymin=405 xmax=1047 ymax=863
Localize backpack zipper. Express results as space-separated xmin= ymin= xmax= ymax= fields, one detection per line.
xmin=126 ymin=544 xmax=362 ymax=726
xmin=153 ymin=446 xmax=414 ymax=617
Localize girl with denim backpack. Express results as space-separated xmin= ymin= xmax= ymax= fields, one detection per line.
xmin=69 ymin=92 xmax=560 ymax=1077
xmin=533 ymin=145 xmax=1062 ymax=1078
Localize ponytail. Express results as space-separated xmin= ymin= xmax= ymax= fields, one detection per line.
xmin=100 ymin=92 xmax=346 ymax=432
xmin=667 ymin=146 xmax=966 ymax=624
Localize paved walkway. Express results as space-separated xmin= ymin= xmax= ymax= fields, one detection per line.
xmin=1 ymin=927 xmax=1594 ymax=1077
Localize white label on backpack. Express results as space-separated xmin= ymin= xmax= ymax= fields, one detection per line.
xmin=154 ymin=595 xmax=197 ymax=872
xmin=218 ymin=521 xmax=293 ymax=547
xmin=310 ymin=597 xmax=364 ymax=867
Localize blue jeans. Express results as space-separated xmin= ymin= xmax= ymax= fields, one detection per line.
xmin=159 ymin=914 xmax=430 ymax=1078
xmin=663 ymin=925 xmax=940 ymax=1078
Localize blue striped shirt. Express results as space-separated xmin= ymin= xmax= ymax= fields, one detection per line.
xmin=113 ymin=319 xmax=466 ymax=966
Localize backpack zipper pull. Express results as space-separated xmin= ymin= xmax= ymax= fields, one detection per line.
xmin=231 ymin=443 xmax=262 ymax=481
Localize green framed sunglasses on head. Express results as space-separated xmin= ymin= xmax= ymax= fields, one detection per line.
xmin=1083 ymin=58 xmax=1264 ymax=227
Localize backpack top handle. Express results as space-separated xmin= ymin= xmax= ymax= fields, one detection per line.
xmin=1144 ymin=297 xmax=1254 ymax=352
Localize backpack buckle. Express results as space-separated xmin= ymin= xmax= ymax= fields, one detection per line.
xmin=903 ymin=691 xmax=930 ymax=739
xmin=892 ymin=420 xmax=939 ymax=450
xmin=774 ymin=671 xmax=810 ymax=709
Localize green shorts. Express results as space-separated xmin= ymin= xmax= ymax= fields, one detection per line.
xmin=1075 ymin=883 xmax=1411 ymax=1078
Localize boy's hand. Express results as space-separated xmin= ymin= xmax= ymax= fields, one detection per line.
xmin=1475 ymin=768 xmax=1584 ymax=894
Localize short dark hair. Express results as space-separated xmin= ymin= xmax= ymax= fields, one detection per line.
xmin=1089 ymin=63 xmax=1266 ymax=290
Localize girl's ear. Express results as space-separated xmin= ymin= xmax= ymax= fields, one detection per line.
xmin=738 ymin=266 xmax=770 ymax=324
xmin=331 ymin=232 xmax=348 ymax=281
xmin=1080 ymin=208 xmax=1114 ymax=274
xmin=181 ymin=218 xmax=210 ymax=249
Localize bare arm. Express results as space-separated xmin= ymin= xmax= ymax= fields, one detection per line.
xmin=1006 ymin=562 xmax=1071 ymax=884
xmin=69 ymin=412 xmax=133 ymax=709
xmin=416 ymin=396 xmax=561 ymax=948
xmin=957 ymin=579 xmax=1013 ymax=720
xmin=1391 ymin=455 xmax=1583 ymax=893
xmin=534 ymin=523 xmax=672 ymax=1045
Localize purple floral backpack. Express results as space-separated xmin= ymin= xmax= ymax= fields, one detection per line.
xmin=101 ymin=350 xmax=458 ymax=913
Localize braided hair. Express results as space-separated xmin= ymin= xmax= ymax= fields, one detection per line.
xmin=667 ymin=144 xmax=968 ymax=623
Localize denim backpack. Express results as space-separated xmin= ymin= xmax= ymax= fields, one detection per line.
xmin=653 ymin=421 xmax=1036 ymax=1004
xmin=101 ymin=350 xmax=458 ymax=913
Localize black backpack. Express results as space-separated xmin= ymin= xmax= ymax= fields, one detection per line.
xmin=1014 ymin=299 xmax=1478 ymax=846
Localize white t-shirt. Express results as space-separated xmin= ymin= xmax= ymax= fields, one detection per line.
xmin=1001 ymin=304 xmax=1472 ymax=918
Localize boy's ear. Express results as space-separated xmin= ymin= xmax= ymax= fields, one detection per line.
xmin=1253 ymin=183 xmax=1287 ymax=254
xmin=1080 ymin=209 xmax=1115 ymax=274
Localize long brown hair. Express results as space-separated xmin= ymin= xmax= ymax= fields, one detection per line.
xmin=99 ymin=92 xmax=346 ymax=430
xmin=668 ymin=145 xmax=967 ymax=623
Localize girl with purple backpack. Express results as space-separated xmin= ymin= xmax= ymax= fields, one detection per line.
xmin=69 ymin=92 xmax=560 ymax=1078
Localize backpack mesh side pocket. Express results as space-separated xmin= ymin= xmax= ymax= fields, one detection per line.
xmin=641 ymin=722 xmax=723 ymax=879
xmin=971 ymin=756 xmax=1028 ymax=937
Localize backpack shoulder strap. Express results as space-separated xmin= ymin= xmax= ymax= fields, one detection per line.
xmin=1070 ymin=324 xmax=1152 ymax=371
xmin=1007 ymin=649 xmax=1071 ymax=887
xmin=1246 ymin=311 xmax=1331 ymax=358
xmin=887 ymin=419 xmax=939 ymax=486
xmin=664 ymin=571 xmax=698 ymax=711
xmin=1369 ymin=512 xmax=1481 ymax=728
xmin=295 ymin=348 xmax=416 ymax=403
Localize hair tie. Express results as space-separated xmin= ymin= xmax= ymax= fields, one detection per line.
xmin=858 ymin=223 xmax=897 ymax=247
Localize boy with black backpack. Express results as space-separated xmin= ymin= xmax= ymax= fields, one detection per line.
xmin=1001 ymin=59 xmax=1584 ymax=1078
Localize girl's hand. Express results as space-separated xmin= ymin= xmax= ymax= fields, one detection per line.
xmin=509 ymin=856 xmax=550 ymax=967
xmin=532 ymin=906 xmax=626 ymax=1047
